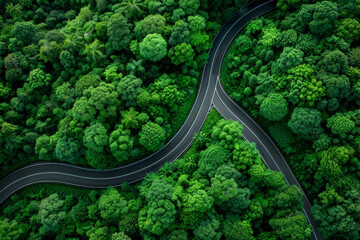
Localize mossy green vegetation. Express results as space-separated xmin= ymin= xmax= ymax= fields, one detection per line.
xmin=0 ymin=113 xmax=311 ymax=239
xmin=222 ymin=0 xmax=360 ymax=238
xmin=0 ymin=0 xmax=250 ymax=174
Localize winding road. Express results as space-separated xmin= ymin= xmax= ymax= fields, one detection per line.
xmin=0 ymin=1 xmax=322 ymax=239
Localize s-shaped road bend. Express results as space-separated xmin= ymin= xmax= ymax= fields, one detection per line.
xmin=0 ymin=1 xmax=322 ymax=239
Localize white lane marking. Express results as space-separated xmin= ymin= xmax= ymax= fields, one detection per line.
xmin=0 ymin=1 xmax=273 ymax=182
xmin=213 ymin=92 xmax=282 ymax=172
xmin=213 ymin=90 xmax=318 ymax=240
xmin=216 ymin=81 xmax=313 ymax=203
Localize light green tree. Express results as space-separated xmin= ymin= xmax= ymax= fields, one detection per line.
xmin=139 ymin=33 xmax=167 ymax=62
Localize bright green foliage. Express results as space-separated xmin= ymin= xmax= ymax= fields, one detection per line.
xmin=0 ymin=83 xmax=11 ymax=100
xmin=88 ymin=226 xmax=108 ymax=240
xmin=96 ymin=21 xmax=108 ymax=40
xmin=1 ymin=122 xmax=18 ymax=135
xmin=109 ymin=124 xmax=136 ymax=163
xmin=121 ymin=108 xmax=140 ymax=129
xmin=6 ymin=3 xmax=23 ymax=19
xmin=318 ymin=50 xmax=348 ymax=74
xmin=35 ymin=134 xmax=55 ymax=161
xmin=38 ymin=194 xmax=66 ymax=236
xmin=39 ymin=41 xmax=62 ymax=63
xmin=287 ymin=64 xmax=325 ymax=107
xmin=248 ymin=164 xmax=265 ymax=183
xmin=182 ymin=189 xmax=213 ymax=225
xmin=112 ymin=232 xmax=131 ymax=240
xmin=245 ymin=19 xmax=263 ymax=35
xmin=139 ymin=33 xmax=167 ymax=62
xmin=98 ymin=187 xmax=128 ymax=223
xmin=233 ymin=141 xmax=261 ymax=171
xmin=335 ymin=18 xmax=360 ymax=43
xmin=210 ymin=175 xmax=238 ymax=203
xmin=107 ymin=13 xmax=132 ymax=51
xmin=190 ymin=31 xmax=210 ymax=52
xmin=259 ymin=93 xmax=288 ymax=121
xmin=327 ymin=114 xmax=355 ymax=135
xmin=161 ymin=85 xmax=184 ymax=108
xmin=193 ymin=215 xmax=222 ymax=240
xmin=75 ymin=74 xmax=101 ymax=96
xmin=84 ymin=40 xmax=104 ymax=63
xmin=244 ymin=199 xmax=264 ymax=220
xmin=12 ymin=21 xmax=35 ymax=44
xmin=134 ymin=14 xmax=166 ymax=39
xmin=179 ymin=0 xmax=200 ymax=15
xmin=0 ymin=0 xmax=334 ymax=238
xmin=84 ymin=82 xmax=119 ymax=119
xmin=269 ymin=212 xmax=312 ymax=240
xmin=288 ymin=107 xmax=323 ymax=137
xmin=137 ymin=90 xmax=151 ymax=108
xmin=140 ymin=180 xmax=176 ymax=235
xmin=145 ymin=179 xmax=173 ymax=201
xmin=259 ymin=27 xmax=280 ymax=47
xmin=1 ymin=115 xmax=310 ymax=239
xmin=188 ymin=15 xmax=206 ymax=32
xmin=27 ymin=68 xmax=52 ymax=89
xmin=139 ymin=121 xmax=166 ymax=151
xmin=272 ymin=47 xmax=304 ymax=74
xmin=117 ymin=75 xmax=142 ymax=107
xmin=198 ymin=145 xmax=230 ymax=177
xmin=169 ymin=20 xmax=190 ymax=46
xmin=319 ymin=146 xmax=354 ymax=184
xmin=211 ymin=119 xmax=243 ymax=150
xmin=83 ymin=122 xmax=108 ymax=152
xmin=104 ymin=66 xmax=122 ymax=83
xmin=223 ymin=219 xmax=255 ymax=240
xmin=317 ymin=186 xmax=343 ymax=207
xmin=55 ymin=136 xmax=83 ymax=163
xmin=0 ymin=218 xmax=25 ymax=240
xmin=168 ymin=43 xmax=194 ymax=65
xmin=142 ymin=200 xmax=176 ymax=235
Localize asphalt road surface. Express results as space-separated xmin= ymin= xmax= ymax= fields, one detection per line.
xmin=0 ymin=1 xmax=322 ymax=239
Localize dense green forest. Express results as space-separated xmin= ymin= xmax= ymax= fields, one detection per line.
xmin=0 ymin=0 xmax=249 ymax=174
xmin=0 ymin=111 xmax=312 ymax=239
xmin=222 ymin=0 xmax=360 ymax=239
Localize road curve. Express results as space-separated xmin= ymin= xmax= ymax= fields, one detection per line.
xmin=0 ymin=1 xmax=322 ymax=239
